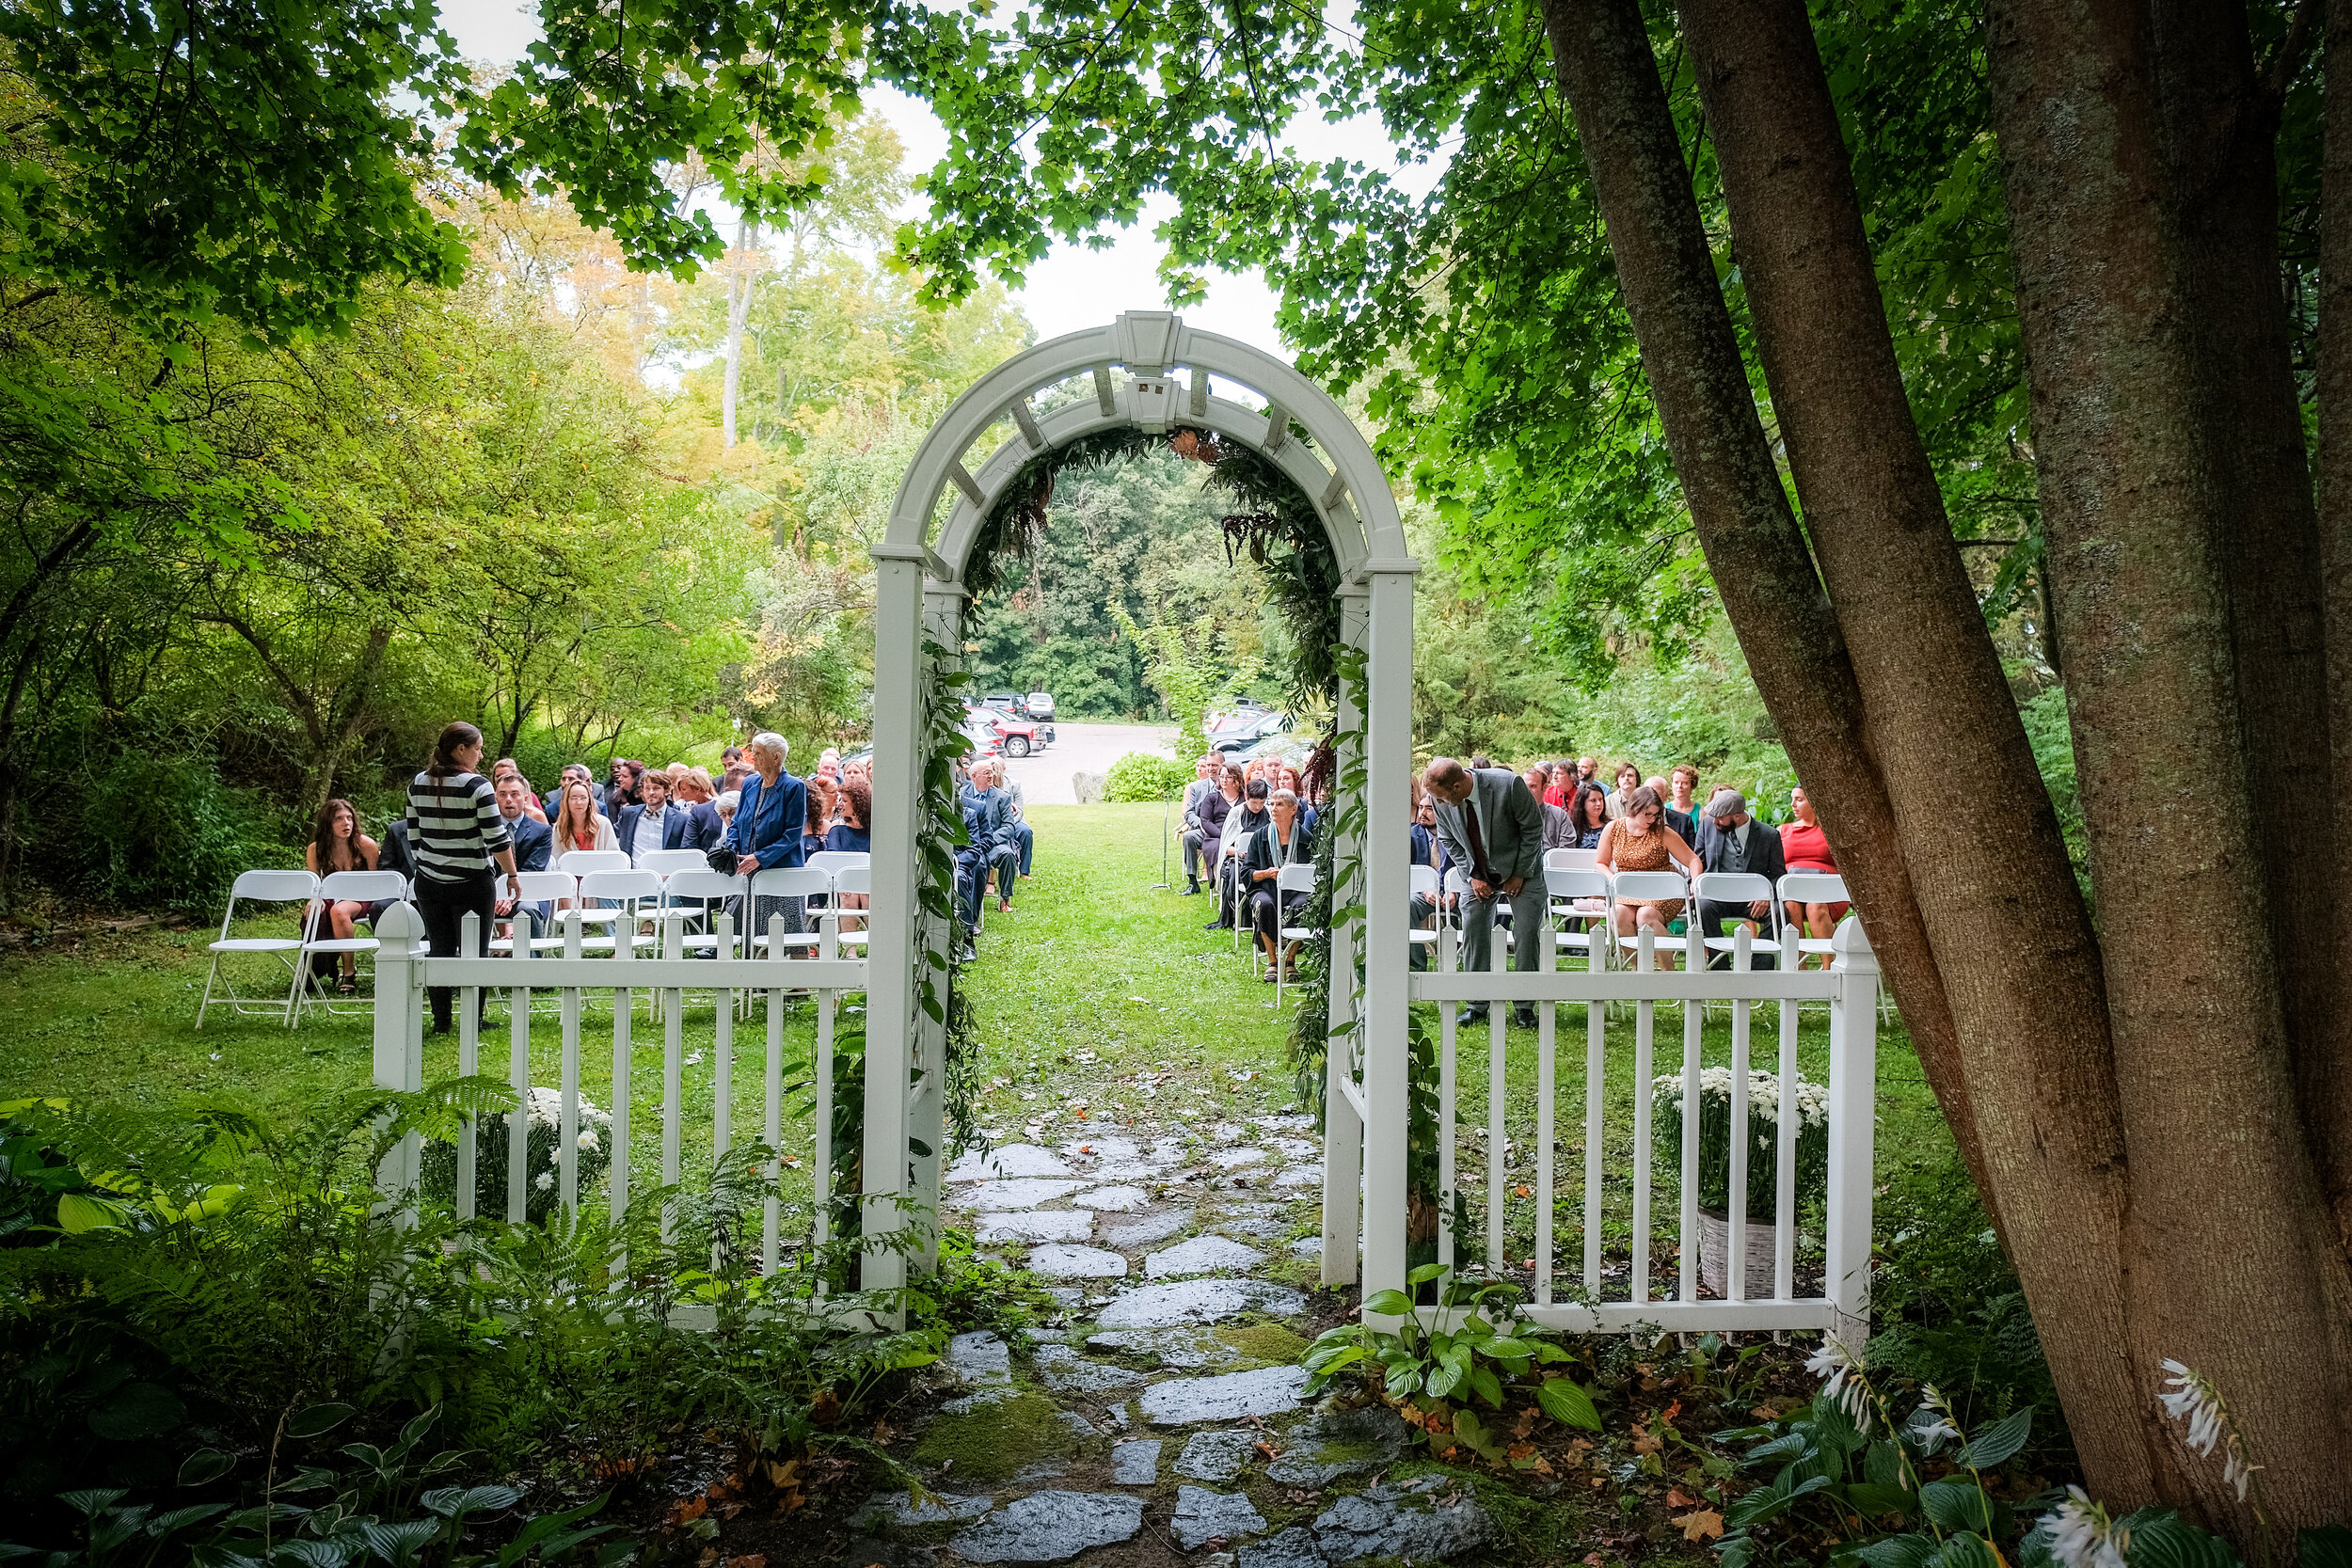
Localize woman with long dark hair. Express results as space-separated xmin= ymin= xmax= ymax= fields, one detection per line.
xmin=1567 ymin=782 xmax=1610 ymax=849
xmin=404 ymin=721 xmax=520 ymax=1035
xmin=303 ymin=798 xmax=380 ymax=994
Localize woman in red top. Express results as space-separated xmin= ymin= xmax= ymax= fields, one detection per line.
xmin=1778 ymin=785 xmax=1851 ymax=964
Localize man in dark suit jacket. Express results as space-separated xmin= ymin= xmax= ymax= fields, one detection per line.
xmin=1692 ymin=788 xmax=1788 ymax=969
xmin=1424 ymin=757 xmax=1547 ymax=1028
xmin=493 ymin=773 xmax=552 ymax=938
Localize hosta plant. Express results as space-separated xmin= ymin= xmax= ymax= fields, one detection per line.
xmin=1301 ymin=1263 xmax=1603 ymax=1465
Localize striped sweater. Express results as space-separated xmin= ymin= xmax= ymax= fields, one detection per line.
xmin=404 ymin=771 xmax=513 ymax=884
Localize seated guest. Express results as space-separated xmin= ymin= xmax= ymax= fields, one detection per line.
xmin=1180 ymin=756 xmax=1219 ymax=895
xmin=544 ymin=762 xmax=603 ymax=820
xmin=1693 ymin=787 xmax=1788 ymax=968
xmin=1213 ymin=778 xmax=1272 ymax=930
xmin=961 ymin=758 xmax=1023 ymax=914
xmin=1524 ymin=762 xmax=1575 ymax=851
xmin=608 ymin=758 xmax=644 ymax=813
xmin=1605 ymin=761 xmax=1644 ymax=819
xmin=817 ymin=746 xmax=842 ymax=782
xmin=1566 ymin=782 xmax=1611 ymax=849
xmin=1779 ymin=785 xmax=1849 ymax=966
xmin=803 ymin=773 xmax=838 ymax=865
xmin=1002 ymin=768 xmax=1035 ymax=879
xmin=1666 ymin=765 xmax=1703 ymax=835
xmin=1275 ymin=764 xmax=1316 ymax=835
xmin=1408 ymin=793 xmax=1451 ymax=971
xmin=826 ymin=777 xmax=873 ymax=932
xmin=1574 ymin=756 xmax=1606 ymax=793
xmin=1545 ymin=763 xmax=1573 ymax=810
xmin=1596 ymin=784 xmax=1701 ymax=965
xmin=548 ymin=779 xmax=616 ymax=911
xmin=1647 ymin=775 xmax=1696 ymax=846
xmin=721 ymin=764 xmax=752 ymax=794
xmin=1192 ymin=764 xmax=1240 ymax=902
xmin=303 ymin=798 xmax=381 ymax=994
xmin=493 ymin=771 xmax=552 ymax=942
xmin=617 ymin=768 xmax=686 ymax=866
xmin=491 ymin=760 xmax=549 ymax=821
xmin=721 ymin=744 xmax=745 ymax=771
xmin=1246 ymin=786 xmax=1316 ymax=982
xmin=713 ymin=789 xmax=740 ymax=833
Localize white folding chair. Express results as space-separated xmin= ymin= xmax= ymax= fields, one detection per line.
xmin=661 ymin=869 xmax=746 ymax=957
xmin=1543 ymin=847 xmax=1599 ymax=873
xmin=198 ymin=869 xmax=317 ymax=1028
xmin=552 ymin=849 xmax=629 ymax=927
xmin=291 ymin=869 xmax=409 ymax=1022
xmin=575 ymin=869 xmax=662 ymax=953
xmin=828 ymin=865 xmax=871 ymax=952
xmin=1274 ymin=863 xmax=1319 ymax=1008
xmin=1608 ymin=869 xmax=1693 ymax=968
xmin=1408 ymin=863 xmax=1442 ymax=958
xmin=639 ymin=847 xmax=708 ymax=879
xmin=1546 ymin=867 xmax=1613 ymax=970
xmin=489 ymin=871 xmax=579 ymax=956
xmin=805 ymin=849 xmax=870 ymax=879
xmin=1692 ymin=871 xmax=1782 ymax=958
xmin=1775 ymin=872 xmax=1851 ymax=964
xmin=747 ymin=865 xmax=831 ymax=955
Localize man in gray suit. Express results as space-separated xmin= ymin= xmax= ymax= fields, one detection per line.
xmin=1424 ymin=757 xmax=1546 ymax=1029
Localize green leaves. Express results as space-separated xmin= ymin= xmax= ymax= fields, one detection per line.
xmin=283 ymin=1403 xmax=358 ymax=1441
xmin=85 ymin=1381 xmax=183 ymax=1441
xmin=1954 ymin=1407 xmax=2030 ymax=1469
xmin=1535 ymin=1375 xmax=1602 ymax=1432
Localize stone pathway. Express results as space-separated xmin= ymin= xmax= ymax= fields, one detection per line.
xmin=852 ymin=1126 xmax=1498 ymax=1566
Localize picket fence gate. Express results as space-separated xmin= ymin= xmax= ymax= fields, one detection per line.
xmin=367 ymin=901 xmax=892 ymax=1273
xmin=1330 ymin=915 xmax=1879 ymax=1345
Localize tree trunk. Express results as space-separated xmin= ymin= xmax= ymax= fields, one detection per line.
xmin=1986 ymin=0 xmax=2352 ymax=1528
xmin=1673 ymin=0 xmax=2146 ymax=1498
xmin=723 ymin=219 xmax=759 ymax=449
xmin=1533 ymin=0 xmax=1990 ymax=1215
xmin=2319 ymin=0 xmax=2352 ymax=1263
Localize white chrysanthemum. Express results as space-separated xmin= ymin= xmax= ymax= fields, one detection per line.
xmin=2159 ymin=1360 xmax=2258 ymax=1501
xmin=2044 ymin=1487 xmax=2127 ymax=1568
xmin=533 ymin=1172 xmax=554 ymax=1192
xmin=578 ymin=1131 xmax=599 ymax=1151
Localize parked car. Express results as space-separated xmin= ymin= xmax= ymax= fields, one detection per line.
xmin=983 ymin=691 xmax=1024 ymax=712
xmin=1207 ymin=707 xmax=1291 ymax=753
xmin=966 ymin=702 xmax=1049 ymax=758
xmin=1025 ymin=691 xmax=1057 ymax=721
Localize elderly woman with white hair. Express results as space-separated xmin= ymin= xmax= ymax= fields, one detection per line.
xmin=722 ymin=731 xmax=809 ymax=948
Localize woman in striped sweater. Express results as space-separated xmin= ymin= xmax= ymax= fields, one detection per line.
xmin=405 ymin=721 xmax=522 ymax=1035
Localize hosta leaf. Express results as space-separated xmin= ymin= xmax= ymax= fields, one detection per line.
xmin=1535 ymin=1377 xmax=1601 ymax=1431
xmin=1957 ymin=1408 xmax=2031 ymax=1469
xmin=284 ymin=1403 xmax=358 ymax=1440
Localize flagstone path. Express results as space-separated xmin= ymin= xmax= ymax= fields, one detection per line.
xmin=846 ymin=1126 xmax=1500 ymax=1567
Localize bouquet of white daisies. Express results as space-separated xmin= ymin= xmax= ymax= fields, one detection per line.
xmin=1649 ymin=1067 xmax=1829 ymax=1222
xmin=421 ymin=1085 xmax=612 ymax=1224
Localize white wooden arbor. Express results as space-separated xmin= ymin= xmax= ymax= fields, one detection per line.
xmin=863 ymin=311 xmax=1419 ymax=1303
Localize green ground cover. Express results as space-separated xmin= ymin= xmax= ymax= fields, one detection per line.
xmin=0 ymin=802 xmax=1947 ymax=1276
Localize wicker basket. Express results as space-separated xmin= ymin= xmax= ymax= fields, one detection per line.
xmin=1698 ymin=1208 xmax=1781 ymax=1299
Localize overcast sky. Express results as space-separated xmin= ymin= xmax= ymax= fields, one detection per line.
xmin=435 ymin=0 xmax=1442 ymax=357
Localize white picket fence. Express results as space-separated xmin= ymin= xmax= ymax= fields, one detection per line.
xmin=367 ymin=901 xmax=877 ymax=1267
xmin=1360 ymin=916 xmax=1878 ymax=1343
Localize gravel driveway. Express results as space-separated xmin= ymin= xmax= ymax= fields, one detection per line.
xmin=999 ymin=721 xmax=1177 ymax=804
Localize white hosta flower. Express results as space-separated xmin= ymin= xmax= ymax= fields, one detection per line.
xmin=2044 ymin=1487 xmax=2127 ymax=1568
xmin=2159 ymin=1359 xmax=2259 ymax=1501
xmin=1804 ymin=1335 xmax=1869 ymax=1427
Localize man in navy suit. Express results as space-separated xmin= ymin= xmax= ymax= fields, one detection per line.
xmin=493 ymin=773 xmax=552 ymax=940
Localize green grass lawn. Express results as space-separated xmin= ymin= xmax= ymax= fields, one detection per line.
xmin=0 ymin=802 xmax=1952 ymax=1278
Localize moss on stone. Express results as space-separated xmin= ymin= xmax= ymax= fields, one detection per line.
xmin=909 ymin=1391 xmax=1076 ymax=1483
xmin=1217 ymin=1322 xmax=1310 ymax=1364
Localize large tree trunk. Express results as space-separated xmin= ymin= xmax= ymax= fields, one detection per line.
xmin=2319 ymin=0 xmax=2352 ymax=1262
xmin=2153 ymin=0 xmax=2352 ymax=1275
xmin=1672 ymin=0 xmax=2147 ymax=1498
xmin=1530 ymin=0 xmax=1989 ymax=1212
xmin=1986 ymin=0 xmax=2352 ymax=1528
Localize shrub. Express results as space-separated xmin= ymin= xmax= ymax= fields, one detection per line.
xmin=419 ymin=1087 xmax=612 ymax=1225
xmin=1103 ymin=751 xmax=1192 ymax=801
xmin=55 ymin=750 xmax=282 ymax=912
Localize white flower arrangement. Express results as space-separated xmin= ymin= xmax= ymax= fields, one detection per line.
xmin=1650 ymin=1068 xmax=1830 ymax=1221
xmin=1649 ymin=1068 xmax=1830 ymax=1128
xmin=422 ymin=1085 xmax=612 ymax=1224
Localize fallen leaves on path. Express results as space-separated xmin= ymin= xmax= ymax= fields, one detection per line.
xmin=1675 ymin=1509 xmax=1725 ymax=1543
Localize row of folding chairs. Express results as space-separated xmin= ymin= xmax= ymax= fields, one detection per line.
xmin=197 ymin=852 xmax=875 ymax=1027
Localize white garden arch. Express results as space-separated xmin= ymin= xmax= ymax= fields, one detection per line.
xmin=859 ymin=312 xmax=1421 ymax=1303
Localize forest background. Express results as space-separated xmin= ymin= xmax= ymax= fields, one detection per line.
xmin=0 ymin=90 xmax=2074 ymax=926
